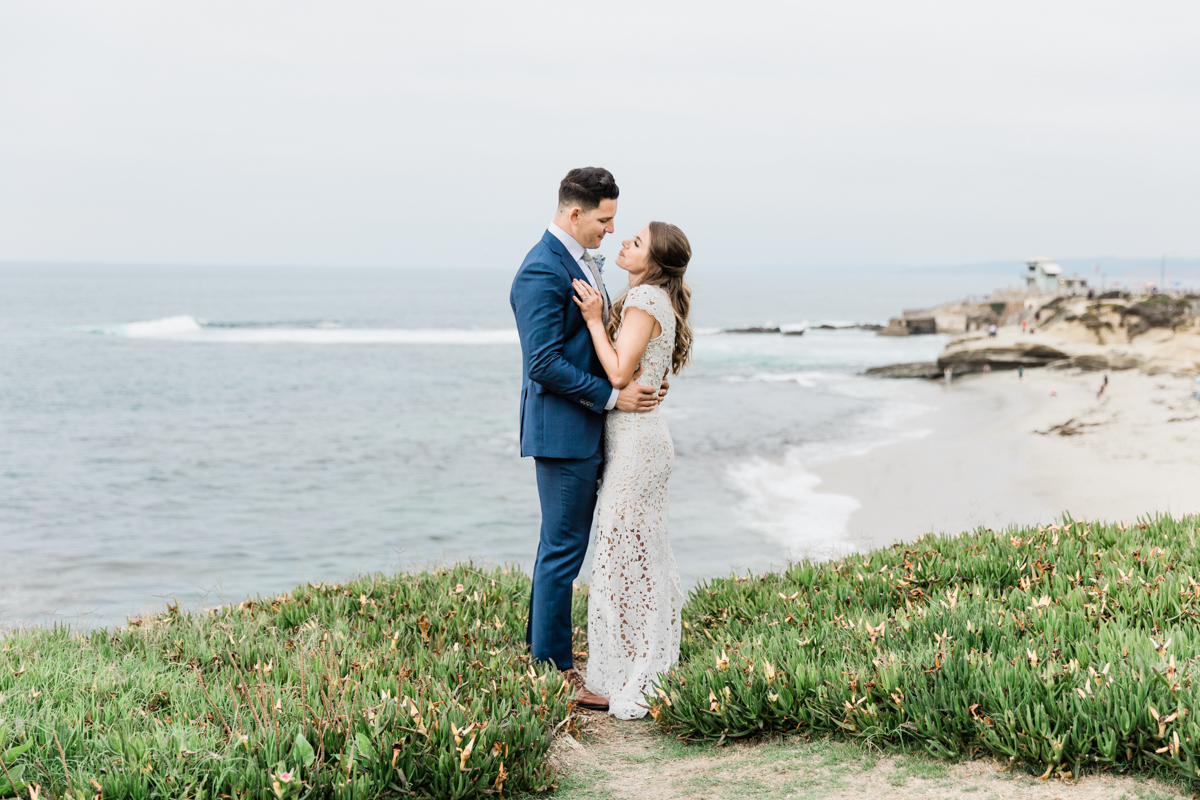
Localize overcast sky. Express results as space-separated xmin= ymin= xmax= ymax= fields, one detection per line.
xmin=1 ymin=1 xmax=1197 ymax=269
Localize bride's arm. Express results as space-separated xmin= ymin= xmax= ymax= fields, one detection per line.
xmin=573 ymin=280 xmax=656 ymax=389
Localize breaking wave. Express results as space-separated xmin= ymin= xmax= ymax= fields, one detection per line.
xmin=727 ymin=379 xmax=933 ymax=560
xmin=79 ymin=316 xmax=519 ymax=344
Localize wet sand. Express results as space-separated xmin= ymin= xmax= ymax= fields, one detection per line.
xmin=814 ymin=368 xmax=1200 ymax=550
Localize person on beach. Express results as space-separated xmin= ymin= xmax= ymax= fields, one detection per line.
xmin=572 ymin=221 xmax=691 ymax=719
xmin=509 ymin=167 xmax=667 ymax=713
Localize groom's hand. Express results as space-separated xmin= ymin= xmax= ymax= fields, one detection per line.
xmin=615 ymin=373 xmax=659 ymax=413
xmin=658 ymin=376 xmax=669 ymax=403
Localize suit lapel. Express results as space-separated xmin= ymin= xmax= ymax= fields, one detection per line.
xmin=542 ymin=231 xmax=588 ymax=283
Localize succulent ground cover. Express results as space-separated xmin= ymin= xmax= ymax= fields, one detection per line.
xmin=0 ymin=564 xmax=579 ymax=799
xmin=650 ymin=514 xmax=1200 ymax=786
xmin=1122 ymin=295 xmax=1200 ymax=337
xmin=7 ymin=516 xmax=1200 ymax=798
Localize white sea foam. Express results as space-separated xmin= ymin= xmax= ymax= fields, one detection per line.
xmin=729 ymin=453 xmax=861 ymax=561
xmin=108 ymin=315 xmax=204 ymax=338
xmin=696 ymin=320 xmax=883 ymax=335
xmin=721 ymin=371 xmax=837 ymax=388
xmin=728 ymin=377 xmax=933 ymax=560
xmin=196 ymin=328 xmax=520 ymax=344
xmin=83 ymin=316 xmax=519 ymax=344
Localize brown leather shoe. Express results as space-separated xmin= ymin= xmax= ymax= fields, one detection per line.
xmin=561 ymin=668 xmax=608 ymax=710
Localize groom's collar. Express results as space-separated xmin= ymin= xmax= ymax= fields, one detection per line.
xmin=546 ymin=222 xmax=586 ymax=263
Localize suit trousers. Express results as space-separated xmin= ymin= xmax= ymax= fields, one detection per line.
xmin=527 ymin=444 xmax=603 ymax=669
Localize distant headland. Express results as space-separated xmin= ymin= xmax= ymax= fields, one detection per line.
xmin=870 ymin=256 xmax=1200 ymax=378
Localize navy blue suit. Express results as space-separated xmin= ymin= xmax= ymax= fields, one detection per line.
xmin=510 ymin=230 xmax=613 ymax=669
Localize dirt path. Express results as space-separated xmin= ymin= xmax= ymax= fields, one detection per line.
xmin=547 ymin=710 xmax=1193 ymax=800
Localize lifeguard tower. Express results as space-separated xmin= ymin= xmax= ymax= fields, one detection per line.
xmin=1022 ymin=256 xmax=1088 ymax=295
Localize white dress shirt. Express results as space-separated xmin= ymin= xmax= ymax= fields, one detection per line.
xmin=548 ymin=222 xmax=619 ymax=411
xmin=547 ymin=222 xmax=599 ymax=290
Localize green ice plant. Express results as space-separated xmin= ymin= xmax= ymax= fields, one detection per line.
xmin=0 ymin=726 xmax=32 ymax=797
xmin=650 ymin=514 xmax=1200 ymax=784
xmin=0 ymin=564 xmax=576 ymax=799
xmin=11 ymin=516 xmax=1200 ymax=796
xmin=268 ymin=731 xmax=315 ymax=799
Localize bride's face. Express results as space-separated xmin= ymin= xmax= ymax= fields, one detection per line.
xmin=615 ymin=225 xmax=652 ymax=279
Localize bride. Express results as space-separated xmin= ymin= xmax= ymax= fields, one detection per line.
xmin=571 ymin=220 xmax=692 ymax=719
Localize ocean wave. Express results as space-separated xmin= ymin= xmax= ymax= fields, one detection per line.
xmin=698 ymin=321 xmax=883 ymax=335
xmin=201 ymin=319 xmax=343 ymax=329
xmin=721 ymin=371 xmax=838 ymax=388
xmin=79 ymin=316 xmax=519 ymax=344
xmin=97 ymin=315 xmax=204 ymax=338
xmin=727 ymin=388 xmax=932 ymax=558
xmin=729 ymin=453 xmax=861 ymax=561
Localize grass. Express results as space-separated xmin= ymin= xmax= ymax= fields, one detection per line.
xmin=0 ymin=564 xmax=577 ymax=799
xmin=649 ymin=514 xmax=1200 ymax=787
xmin=6 ymin=515 xmax=1200 ymax=797
xmin=545 ymin=764 xmax=619 ymax=800
xmin=548 ymin=719 xmax=941 ymax=800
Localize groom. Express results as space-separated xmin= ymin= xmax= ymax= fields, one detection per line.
xmin=510 ymin=167 xmax=664 ymax=710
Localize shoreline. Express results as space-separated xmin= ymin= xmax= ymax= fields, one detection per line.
xmin=813 ymin=367 xmax=1200 ymax=551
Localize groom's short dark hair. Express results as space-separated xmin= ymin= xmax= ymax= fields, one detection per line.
xmin=558 ymin=167 xmax=619 ymax=212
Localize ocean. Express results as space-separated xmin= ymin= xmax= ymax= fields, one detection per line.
xmin=0 ymin=262 xmax=1015 ymax=629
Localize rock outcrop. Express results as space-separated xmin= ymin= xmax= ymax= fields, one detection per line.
xmin=880 ymin=292 xmax=1035 ymax=336
xmin=724 ymin=326 xmax=781 ymax=334
xmin=862 ymin=362 xmax=943 ymax=379
xmin=873 ymin=291 xmax=1200 ymax=379
xmin=1071 ymin=351 xmax=1144 ymax=371
xmin=929 ymin=296 xmax=1199 ymax=376
xmin=937 ymin=340 xmax=1070 ymax=374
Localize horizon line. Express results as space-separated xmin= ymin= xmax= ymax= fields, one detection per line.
xmin=3 ymin=255 xmax=1198 ymax=273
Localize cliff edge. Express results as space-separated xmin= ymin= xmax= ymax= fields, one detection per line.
xmin=937 ymin=294 xmax=1200 ymax=375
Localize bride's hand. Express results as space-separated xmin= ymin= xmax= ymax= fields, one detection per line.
xmin=572 ymin=279 xmax=604 ymax=325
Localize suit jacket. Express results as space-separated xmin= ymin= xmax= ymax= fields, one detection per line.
xmin=510 ymin=230 xmax=613 ymax=459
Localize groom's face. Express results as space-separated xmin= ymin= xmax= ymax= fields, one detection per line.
xmin=572 ymin=199 xmax=617 ymax=249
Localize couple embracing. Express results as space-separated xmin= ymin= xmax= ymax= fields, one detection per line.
xmin=509 ymin=167 xmax=693 ymax=719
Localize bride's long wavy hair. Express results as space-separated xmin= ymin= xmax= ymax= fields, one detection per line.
xmin=606 ymin=221 xmax=693 ymax=375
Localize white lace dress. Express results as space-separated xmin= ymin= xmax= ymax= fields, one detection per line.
xmin=586 ymin=284 xmax=685 ymax=720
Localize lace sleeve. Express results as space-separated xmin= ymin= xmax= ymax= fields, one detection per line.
xmin=622 ymin=285 xmax=673 ymax=333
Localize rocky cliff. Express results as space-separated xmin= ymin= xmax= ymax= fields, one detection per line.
xmin=935 ymin=294 xmax=1200 ymax=376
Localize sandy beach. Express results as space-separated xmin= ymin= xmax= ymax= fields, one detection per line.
xmin=815 ymin=366 xmax=1200 ymax=550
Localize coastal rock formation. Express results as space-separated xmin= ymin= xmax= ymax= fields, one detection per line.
xmin=873 ymin=289 xmax=1199 ymax=378
xmin=813 ymin=322 xmax=883 ymax=331
xmin=937 ymin=339 xmax=1070 ymax=373
xmin=862 ymin=362 xmax=943 ymax=379
xmin=1072 ymin=351 xmax=1144 ymax=371
xmin=928 ymin=295 xmax=1200 ymax=376
xmin=879 ymin=294 xmax=1028 ymax=336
